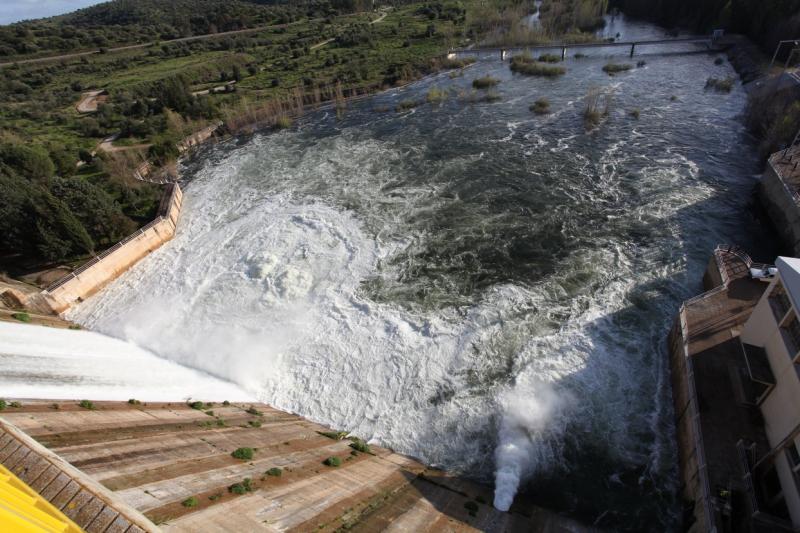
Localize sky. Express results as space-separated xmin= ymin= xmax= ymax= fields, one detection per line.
xmin=0 ymin=0 xmax=106 ymax=24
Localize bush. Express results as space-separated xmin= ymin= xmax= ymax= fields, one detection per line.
xmin=318 ymin=431 xmax=348 ymax=440
xmin=223 ymin=400 xmax=230 ymax=406
xmin=349 ymin=439 xmax=370 ymax=453
xmin=705 ymin=77 xmax=734 ymax=93
xmin=602 ymin=63 xmax=633 ymax=75
xmin=426 ymin=87 xmax=447 ymax=103
xmin=439 ymin=56 xmax=475 ymax=69
xmin=530 ymin=98 xmax=550 ymax=114
xmin=538 ymin=53 xmax=561 ymax=63
xmin=510 ymin=55 xmax=565 ymax=77
xmin=472 ymin=76 xmax=499 ymax=89
xmin=9 ymin=402 xmax=21 ymax=408
xmin=323 ymin=456 xmax=342 ymax=467
xmin=245 ymin=406 xmax=262 ymax=416
xmin=275 ymin=116 xmax=292 ymax=129
xmin=231 ymin=447 xmax=254 ymax=460
xmin=78 ymin=400 xmax=95 ymax=410
xmin=248 ymin=420 xmax=262 ymax=428
xmin=181 ymin=496 xmax=198 ymax=508
xmin=11 ymin=312 xmax=30 ymax=322
xmin=396 ymin=99 xmax=422 ymax=111
xmin=265 ymin=467 xmax=282 ymax=477
xmin=188 ymin=401 xmax=205 ymax=410
xmin=0 ymin=400 xmax=6 ymax=410
xmin=228 ymin=478 xmax=253 ymax=494
xmin=128 ymin=399 xmax=141 ymax=405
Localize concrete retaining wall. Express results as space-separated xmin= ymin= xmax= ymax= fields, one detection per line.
xmin=760 ymin=158 xmax=800 ymax=256
xmin=40 ymin=184 xmax=182 ymax=314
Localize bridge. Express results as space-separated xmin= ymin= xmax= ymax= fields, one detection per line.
xmin=450 ymin=35 xmax=728 ymax=61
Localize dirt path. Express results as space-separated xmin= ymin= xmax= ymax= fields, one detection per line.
xmin=75 ymin=89 xmax=107 ymax=113
xmin=310 ymin=10 xmax=389 ymax=51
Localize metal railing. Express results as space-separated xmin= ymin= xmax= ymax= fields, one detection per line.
xmin=43 ymin=184 xmax=181 ymax=294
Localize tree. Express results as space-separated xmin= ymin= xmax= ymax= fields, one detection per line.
xmin=0 ymin=143 xmax=55 ymax=180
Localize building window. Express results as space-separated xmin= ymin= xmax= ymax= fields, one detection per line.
xmin=770 ymin=282 xmax=793 ymax=323
xmin=782 ymin=312 xmax=800 ymax=360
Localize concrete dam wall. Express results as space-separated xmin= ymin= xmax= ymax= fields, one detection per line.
xmin=760 ymin=150 xmax=800 ymax=256
xmin=37 ymin=183 xmax=183 ymax=314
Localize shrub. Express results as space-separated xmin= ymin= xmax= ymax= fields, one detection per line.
xmin=602 ymin=63 xmax=632 ymax=75
xmin=248 ymin=420 xmax=262 ymax=428
xmin=188 ymin=401 xmax=205 ymax=410
xmin=223 ymin=401 xmax=230 ymax=406
xmin=9 ymin=402 xmax=21 ymax=408
xmin=181 ymin=496 xmax=198 ymax=508
xmin=275 ymin=116 xmax=293 ymax=129
xmin=11 ymin=312 xmax=30 ymax=323
xmin=78 ymin=400 xmax=95 ymax=410
xmin=228 ymin=478 xmax=253 ymax=494
xmin=265 ymin=467 xmax=282 ymax=477
xmin=208 ymin=492 xmax=222 ymax=501
xmin=440 ymin=56 xmax=475 ymax=69
xmin=323 ymin=456 xmax=342 ymax=467
xmin=510 ymin=56 xmax=565 ymax=77
xmin=349 ymin=439 xmax=371 ymax=453
xmin=472 ymin=76 xmax=499 ymax=89
xmin=705 ymin=77 xmax=734 ymax=93
xmin=245 ymin=406 xmax=262 ymax=416
xmin=396 ymin=99 xmax=422 ymax=111
xmin=128 ymin=399 xmax=141 ymax=405
xmin=538 ymin=53 xmax=561 ymax=63
xmin=231 ymin=447 xmax=254 ymax=460
xmin=426 ymin=87 xmax=447 ymax=103
xmin=318 ymin=431 xmax=348 ymax=440
xmin=0 ymin=400 xmax=6 ymax=410
xmin=530 ymin=98 xmax=550 ymax=114
xmin=205 ymin=410 xmax=214 ymax=416
xmin=584 ymin=86 xmax=611 ymax=129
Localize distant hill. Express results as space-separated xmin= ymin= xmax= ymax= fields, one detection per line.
xmin=0 ymin=0 xmax=372 ymax=58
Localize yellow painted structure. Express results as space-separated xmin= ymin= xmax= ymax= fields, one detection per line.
xmin=0 ymin=464 xmax=82 ymax=532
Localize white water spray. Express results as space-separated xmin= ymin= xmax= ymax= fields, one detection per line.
xmin=493 ymin=378 xmax=573 ymax=511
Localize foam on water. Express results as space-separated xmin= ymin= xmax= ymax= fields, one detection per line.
xmin=55 ymin=33 xmax=771 ymax=529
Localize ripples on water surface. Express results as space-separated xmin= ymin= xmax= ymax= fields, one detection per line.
xmin=69 ymin=17 xmax=777 ymax=530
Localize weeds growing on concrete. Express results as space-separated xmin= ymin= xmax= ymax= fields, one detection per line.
xmin=231 ymin=447 xmax=254 ymax=461
xmin=11 ymin=312 xmax=30 ymax=323
xmin=181 ymin=497 xmax=198 ymax=508
xmin=324 ymin=456 xmax=342 ymax=467
xmin=228 ymin=478 xmax=253 ymax=494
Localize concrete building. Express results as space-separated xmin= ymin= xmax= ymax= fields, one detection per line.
xmin=739 ymin=256 xmax=800 ymax=528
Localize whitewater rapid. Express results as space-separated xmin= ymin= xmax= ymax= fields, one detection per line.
xmin=58 ymin=21 xmax=773 ymax=528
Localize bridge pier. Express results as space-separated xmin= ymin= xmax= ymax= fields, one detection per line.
xmin=630 ymin=43 xmax=635 ymax=57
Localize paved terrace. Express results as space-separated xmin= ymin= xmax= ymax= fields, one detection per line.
xmin=676 ymin=248 xmax=778 ymax=531
xmin=0 ymin=400 xmax=586 ymax=532
xmin=770 ymin=144 xmax=800 ymax=200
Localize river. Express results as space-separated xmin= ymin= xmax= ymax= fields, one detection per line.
xmin=63 ymin=15 xmax=777 ymax=530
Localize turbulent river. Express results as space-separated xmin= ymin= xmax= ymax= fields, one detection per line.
xmin=66 ymin=15 xmax=777 ymax=530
